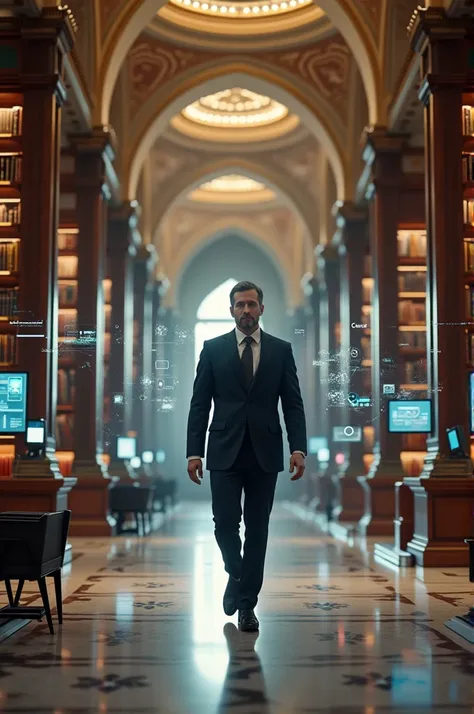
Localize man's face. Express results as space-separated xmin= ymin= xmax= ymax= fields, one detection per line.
xmin=230 ymin=289 xmax=264 ymax=332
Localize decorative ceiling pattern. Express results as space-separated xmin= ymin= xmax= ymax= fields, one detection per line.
xmin=127 ymin=31 xmax=352 ymax=124
xmin=128 ymin=36 xmax=216 ymax=116
xmin=262 ymin=35 xmax=351 ymax=116
xmin=356 ymin=0 xmax=381 ymax=41
xmin=100 ymin=0 xmax=127 ymax=39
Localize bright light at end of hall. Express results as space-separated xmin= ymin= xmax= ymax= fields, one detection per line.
xmin=170 ymin=0 xmax=311 ymax=16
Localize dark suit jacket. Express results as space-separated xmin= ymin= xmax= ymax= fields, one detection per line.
xmin=186 ymin=329 xmax=307 ymax=473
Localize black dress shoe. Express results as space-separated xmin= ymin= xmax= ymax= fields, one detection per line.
xmin=238 ymin=608 xmax=259 ymax=632
xmin=223 ymin=576 xmax=240 ymax=616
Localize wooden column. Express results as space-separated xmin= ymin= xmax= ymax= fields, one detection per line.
xmin=132 ymin=244 xmax=157 ymax=456
xmin=150 ymin=278 xmax=164 ymax=455
xmin=315 ymin=244 xmax=340 ymax=518
xmin=68 ymin=127 xmax=117 ymax=536
xmin=357 ymin=127 xmax=406 ymax=536
xmin=331 ymin=201 xmax=368 ymax=526
xmin=0 ymin=9 xmax=77 ymax=517
xmin=404 ymin=8 xmax=474 ymax=566
xmin=106 ymin=202 xmax=139 ymax=479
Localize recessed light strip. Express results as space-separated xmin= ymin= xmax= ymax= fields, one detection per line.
xmin=173 ymin=0 xmax=309 ymax=16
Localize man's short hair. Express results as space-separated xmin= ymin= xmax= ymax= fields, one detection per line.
xmin=230 ymin=281 xmax=263 ymax=306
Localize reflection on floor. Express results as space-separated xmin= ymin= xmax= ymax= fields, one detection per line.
xmin=0 ymin=501 xmax=473 ymax=713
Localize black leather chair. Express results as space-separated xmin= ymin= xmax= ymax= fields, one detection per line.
xmin=0 ymin=510 xmax=71 ymax=634
xmin=109 ymin=485 xmax=154 ymax=535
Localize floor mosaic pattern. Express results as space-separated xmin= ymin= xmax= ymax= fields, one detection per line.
xmin=0 ymin=501 xmax=472 ymax=713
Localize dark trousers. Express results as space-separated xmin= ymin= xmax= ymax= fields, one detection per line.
xmin=210 ymin=427 xmax=278 ymax=609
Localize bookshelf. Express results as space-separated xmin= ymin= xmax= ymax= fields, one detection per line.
xmin=397 ymin=228 xmax=428 ymax=476
xmin=0 ymin=101 xmax=22 ymax=468
xmin=361 ymin=252 xmax=374 ymax=473
xmin=56 ymin=226 xmax=78 ymax=455
xmin=462 ymin=101 xmax=474 ymax=458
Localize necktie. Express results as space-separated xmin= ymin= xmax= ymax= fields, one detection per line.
xmin=241 ymin=335 xmax=254 ymax=390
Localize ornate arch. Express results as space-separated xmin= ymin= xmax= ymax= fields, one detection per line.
xmin=97 ymin=0 xmax=381 ymax=129
xmin=151 ymin=156 xmax=319 ymax=247
xmin=167 ymin=218 xmax=295 ymax=309
xmin=127 ymin=65 xmax=347 ymax=200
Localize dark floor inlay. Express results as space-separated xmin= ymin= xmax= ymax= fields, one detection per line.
xmin=72 ymin=674 xmax=149 ymax=693
xmin=297 ymin=584 xmax=342 ymax=592
xmin=315 ymin=631 xmax=366 ymax=645
xmin=134 ymin=601 xmax=174 ymax=609
xmin=304 ymin=602 xmax=350 ymax=611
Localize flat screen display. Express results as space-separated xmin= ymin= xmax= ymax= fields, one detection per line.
xmin=117 ymin=436 xmax=136 ymax=460
xmin=308 ymin=436 xmax=328 ymax=454
xmin=333 ymin=426 xmax=362 ymax=442
xmin=388 ymin=399 xmax=432 ymax=433
xmin=447 ymin=428 xmax=460 ymax=452
xmin=0 ymin=372 xmax=28 ymax=433
xmin=26 ymin=419 xmax=45 ymax=444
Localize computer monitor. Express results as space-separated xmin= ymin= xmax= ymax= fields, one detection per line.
xmin=117 ymin=436 xmax=136 ymax=460
xmin=26 ymin=419 xmax=45 ymax=445
xmin=387 ymin=399 xmax=432 ymax=434
xmin=142 ymin=450 xmax=153 ymax=464
xmin=447 ymin=425 xmax=469 ymax=458
xmin=0 ymin=372 xmax=28 ymax=433
xmin=308 ymin=436 xmax=328 ymax=455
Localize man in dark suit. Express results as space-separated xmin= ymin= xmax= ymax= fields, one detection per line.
xmin=186 ymin=281 xmax=307 ymax=632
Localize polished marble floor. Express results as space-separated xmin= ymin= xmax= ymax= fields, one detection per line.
xmin=0 ymin=501 xmax=472 ymax=713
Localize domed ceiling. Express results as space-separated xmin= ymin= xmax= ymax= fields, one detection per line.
xmin=188 ymin=174 xmax=276 ymax=203
xmin=170 ymin=87 xmax=300 ymax=143
xmin=154 ymin=0 xmax=330 ymax=49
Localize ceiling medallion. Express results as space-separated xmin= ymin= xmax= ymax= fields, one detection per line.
xmin=170 ymin=0 xmax=311 ymax=16
xmin=182 ymin=88 xmax=288 ymax=128
xmin=200 ymin=175 xmax=267 ymax=192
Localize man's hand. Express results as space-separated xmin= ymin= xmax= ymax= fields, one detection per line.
xmin=187 ymin=458 xmax=203 ymax=485
xmin=289 ymin=452 xmax=305 ymax=481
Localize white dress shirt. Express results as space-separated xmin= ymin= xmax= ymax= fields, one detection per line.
xmin=188 ymin=326 xmax=305 ymax=460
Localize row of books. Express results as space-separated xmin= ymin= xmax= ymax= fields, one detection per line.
xmin=398 ymin=273 xmax=426 ymax=292
xmin=0 ymin=287 xmax=18 ymax=316
xmin=58 ymin=282 xmax=77 ymax=306
xmin=0 ymin=241 xmax=18 ymax=271
xmin=0 ymin=107 xmax=22 ymax=136
xmin=0 ymin=334 xmax=15 ymax=363
xmin=58 ymin=231 xmax=77 ymax=252
xmin=466 ymin=285 xmax=474 ymax=318
xmin=58 ymin=368 xmax=75 ymax=405
xmin=398 ymin=300 xmax=426 ymax=325
xmin=399 ymin=330 xmax=427 ymax=349
xmin=463 ymin=199 xmax=474 ymax=225
xmin=56 ymin=413 xmax=74 ymax=450
xmin=466 ymin=240 xmax=474 ymax=273
xmin=466 ymin=333 xmax=474 ymax=364
xmin=462 ymin=105 xmax=474 ymax=136
xmin=397 ymin=230 xmax=427 ymax=258
xmin=462 ymin=153 xmax=474 ymax=182
xmin=0 ymin=202 xmax=20 ymax=225
xmin=58 ymin=311 xmax=77 ymax=334
xmin=0 ymin=155 xmax=21 ymax=183
xmin=403 ymin=359 xmax=427 ymax=383
xmin=58 ymin=255 xmax=77 ymax=279
xmin=402 ymin=433 xmax=427 ymax=450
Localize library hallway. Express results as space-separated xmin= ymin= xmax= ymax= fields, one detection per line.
xmin=0 ymin=503 xmax=472 ymax=714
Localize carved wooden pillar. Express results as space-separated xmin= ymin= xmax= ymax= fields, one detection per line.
xmin=404 ymin=8 xmax=474 ymax=566
xmin=106 ymin=202 xmax=139 ymax=478
xmin=315 ymin=243 xmax=340 ymax=517
xmin=331 ymin=201 xmax=368 ymax=526
xmin=132 ymin=244 xmax=157 ymax=456
xmin=68 ymin=127 xmax=117 ymax=536
xmin=357 ymin=127 xmax=405 ymax=536
xmin=300 ymin=274 xmax=318 ymax=505
xmin=149 ymin=278 xmax=163 ymax=455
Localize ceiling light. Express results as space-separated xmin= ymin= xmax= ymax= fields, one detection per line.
xmin=262 ymin=5 xmax=269 ymax=10
xmin=210 ymin=4 xmax=217 ymax=9
xmin=182 ymin=88 xmax=289 ymax=128
xmin=201 ymin=2 xmax=208 ymax=6
xmin=252 ymin=5 xmax=260 ymax=11
xmin=243 ymin=6 xmax=251 ymax=12
xmin=200 ymin=175 xmax=267 ymax=192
